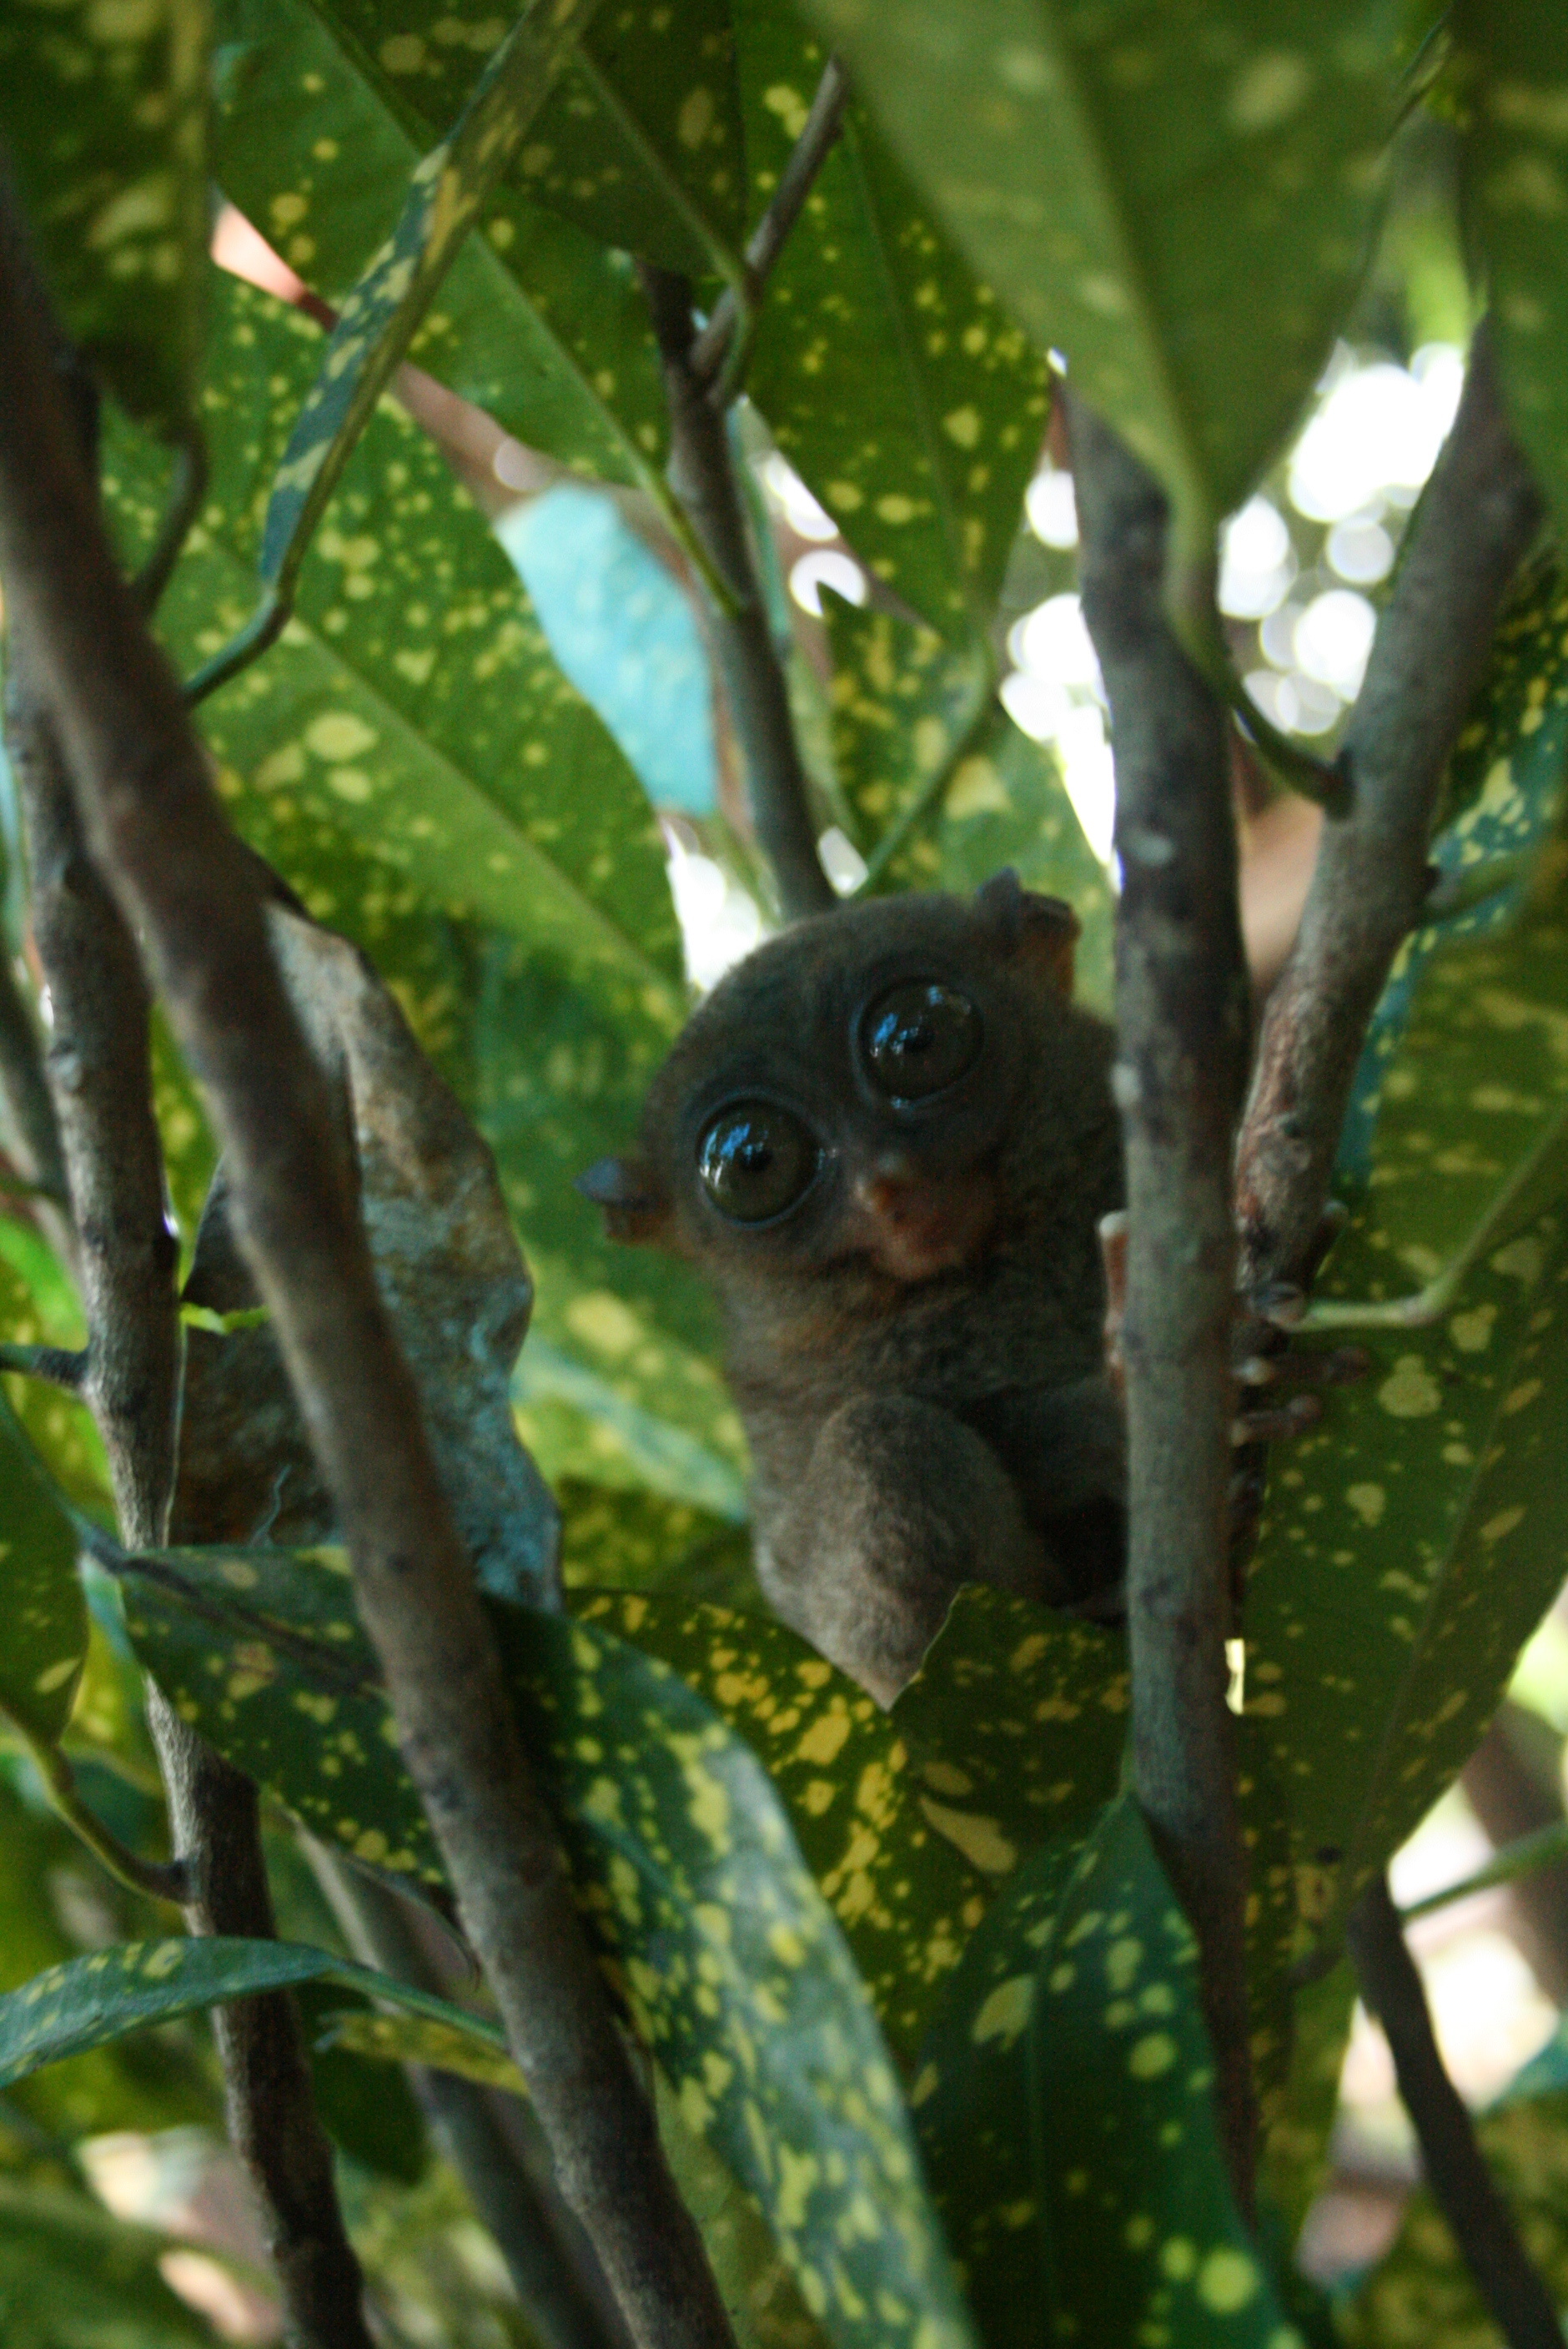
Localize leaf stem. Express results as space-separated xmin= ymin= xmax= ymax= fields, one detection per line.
xmin=1400 ymin=1820 xmax=1568 ymax=1925
xmin=3 ymin=1708 xmax=188 ymax=1905
xmin=691 ymin=56 xmax=850 ymax=400
xmin=1299 ymin=1102 xmax=1568 ymax=1330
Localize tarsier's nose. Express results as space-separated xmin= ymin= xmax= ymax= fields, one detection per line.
xmin=852 ymin=1151 xmax=919 ymax=1218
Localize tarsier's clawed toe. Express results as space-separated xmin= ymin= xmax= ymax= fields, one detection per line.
xmin=1099 ymin=1205 xmax=1369 ymax=1454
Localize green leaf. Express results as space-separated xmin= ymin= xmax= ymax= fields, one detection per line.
xmin=0 ymin=1393 xmax=87 ymax=1748
xmin=573 ymin=1588 xmax=988 ymax=2059
xmin=1244 ymin=557 xmax=1568 ymax=1944
xmin=893 ymin=1587 xmax=1128 ymax=1872
xmin=916 ymin=1795 xmax=1296 ymax=2347
xmin=324 ymin=2014 xmax=835 ymax=2349
xmin=822 ymin=601 xmax=1114 ymax=1013
xmin=250 ymin=0 xmax=606 ymax=620
xmin=0 ymin=0 xmax=207 ymax=430
xmin=1458 ymin=3 xmax=1568 ymax=541
xmin=0 ymin=1933 xmax=509 ymax=2091
xmin=213 ymin=0 xmax=669 ymax=483
xmin=303 ymin=0 xmax=745 ymax=271
xmin=558 ymin=1480 xmax=756 ymax=1604
xmin=736 ymin=3 xmax=1050 ymax=636
xmin=802 ymin=0 xmax=1403 ymax=543
xmin=104 ymin=279 xmax=742 ymax=1495
xmin=0 ymin=1772 xmax=214 ymax=2145
xmin=293 ymin=1977 xmax=429 ymax=2183
xmin=120 ymin=1548 xmax=978 ymax=2349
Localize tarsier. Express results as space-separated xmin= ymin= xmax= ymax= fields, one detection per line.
xmin=580 ymin=872 xmax=1128 ymax=1705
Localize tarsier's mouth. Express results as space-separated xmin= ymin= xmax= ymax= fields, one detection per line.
xmin=841 ymin=1165 xmax=999 ymax=1283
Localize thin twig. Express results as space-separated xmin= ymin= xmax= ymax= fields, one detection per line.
xmin=1348 ymin=1874 xmax=1562 ymax=2349
xmin=1070 ymin=395 xmax=1257 ymax=2209
xmin=690 ymin=56 xmax=850 ymax=396
xmin=0 ymin=184 xmax=738 ymax=2349
xmin=0 ymin=212 xmax=374 ymax=2349
xmin=1235 ymin=323 xmax=1545 ymax=1295
xmin=641 ymin=263 xmax=835 ymax=923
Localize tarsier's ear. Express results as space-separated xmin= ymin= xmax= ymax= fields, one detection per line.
xmin=575 ymin=1155 xmax=671 ymax=1245
xmin=975 ymin=868 xmax=1080 ymax=997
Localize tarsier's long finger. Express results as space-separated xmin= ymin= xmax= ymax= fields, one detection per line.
xmin=1232 ymin=1393 xmax=1322 ymax=1446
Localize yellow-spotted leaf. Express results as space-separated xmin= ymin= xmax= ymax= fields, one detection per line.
xmin=249 ymin=0 xmax=604 ymax=624
xmin=915 ymin=1795 xmax=1295 ymax=2348
xmin=572 ymin=1590 xmax=988 ymax=2057
xmin=893 ymin=1587 xmax=1128 ymax=1866
xmin=0 ymin=1392 xmax=87 ymax=1748
xmin=103 ymin=277 xmax=744 ymax=1500
xmin=1458 ymin=4 xmax=1568 ymax=542
xmin=299 ymin=0 xmax=743 ymax=273
xmin=1244 ymin=556 xmax=1568 ymax=1946
xmin=0 ymin=1934 xmax=510 ymax=2094
xmin=120 ymin=1546 xmax=977 ymax=2349
xmin=322 ymin=2015 xmax=836 ymax=2349
xmin=214 ymin=0 xmax=670 ymax=485
xmin=736 ymin=3 xmax=1049 ymax=638
xmin=804 ymin=0 xmax=1403 ymax=549
xmin=0 ymin=0 xmax=207 ymax=430
xmin=823 ymin=601 xmax=1113 ymax=1014
xmin=558 ymin=1481 xmax=756 ymax=1604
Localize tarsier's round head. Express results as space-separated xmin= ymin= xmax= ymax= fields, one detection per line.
xmin=578 ymin=871 xmax=1109 ymax=1291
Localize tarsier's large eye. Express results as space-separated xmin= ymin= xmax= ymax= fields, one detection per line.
xmin=859 ymin=980 xmax=982 ymax=1100
xmin=697 ymin=1101 xmax=820 ymax=1224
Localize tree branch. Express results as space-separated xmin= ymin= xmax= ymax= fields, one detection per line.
xmin=0 ymin=305 xmax=375 ymax=2346
xmin=1069 ymin=396 xmax=1257 ymax=2207
xmin=1235 ymin=323 xmax=1545 ymax=1294
xmin=690 ymin=56 xmax=849 ymax=395
xmin=0 ymin=182 xmax=737 ymax=2349
xmin=640 ymin=262 xmax=836 ymax=924
xmin=1348 ymin=1874 xmax=1562 ymax=2349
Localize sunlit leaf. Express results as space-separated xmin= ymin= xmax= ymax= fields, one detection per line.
xmin=1458 ymin=3 xmax=1568 ymax=542
xmin=558 ymin=1481 xmax=755 ymax=1604
xmin=0 ymin=1394 xmax=87 ymax=1748
xmin=0 ymin=0 xmax=207 ymax=430
xmin=120 ymin=1547 xmax=978 ymax=2349
xmin=736 ymin=3 xmax=1048 ymax=637
xmin=252 ymin=0 xmax=606 ymax=616
xmin=916 ymin=1794 xmax=1296 ymax=2347
xmin=213 ymin=0 xmax=668 ymax=482
xmin=803 ymin=0 xmax=1403 ymax=541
